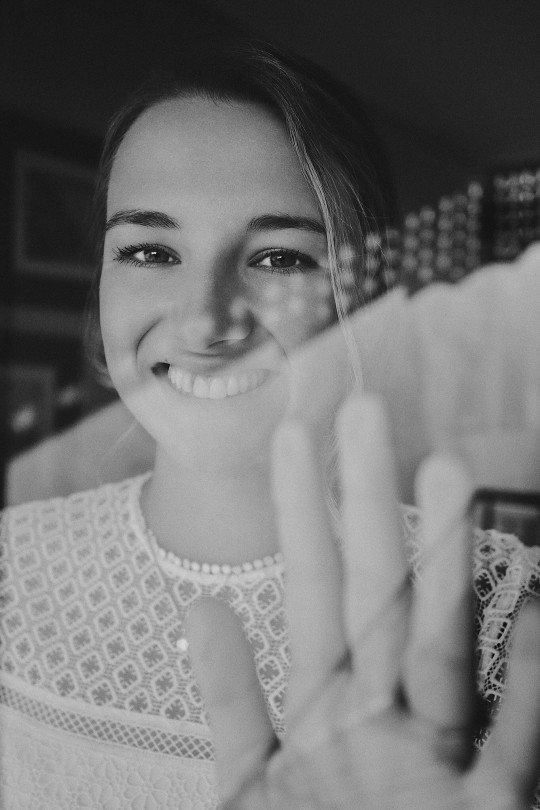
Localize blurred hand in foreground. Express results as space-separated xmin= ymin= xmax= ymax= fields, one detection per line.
xmin=285 ymin=243 xmax=540 ymax=499
xmin=186 ymin=393 xmax=540 ymax=810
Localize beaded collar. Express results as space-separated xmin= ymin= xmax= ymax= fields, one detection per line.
xmin=132 ymin=473 xmax=284 ymax=577
xmin=153 ymin=542 xmax=283 ymax=576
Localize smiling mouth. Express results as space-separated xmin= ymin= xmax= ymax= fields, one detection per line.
xmin=165 ymin=365 xmax=270 ymax=399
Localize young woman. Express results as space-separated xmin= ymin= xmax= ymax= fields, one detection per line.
xmin=1 ymin=38 xmax=539 ymax=809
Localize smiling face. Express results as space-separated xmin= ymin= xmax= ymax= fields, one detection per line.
xmin=100 ymin=96 xmax=335 ymax=471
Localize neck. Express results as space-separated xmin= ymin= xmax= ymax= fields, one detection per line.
xmin=141 ymin=447 xmax=279 ymax=566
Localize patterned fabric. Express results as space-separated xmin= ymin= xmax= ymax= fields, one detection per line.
xmin=402 ymin=508 xmax=540 ymax=715
xmin=0 ymin=475 xmax=539 ymax=809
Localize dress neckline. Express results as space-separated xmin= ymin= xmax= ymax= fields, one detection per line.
xmin=128 ymin=472 xmax=284 ymax=579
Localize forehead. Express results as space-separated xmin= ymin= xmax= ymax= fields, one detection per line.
xmin=108 ymin=96 xmax=319 ymax=217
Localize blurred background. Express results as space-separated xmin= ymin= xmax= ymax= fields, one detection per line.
xmin=1 ymin=0 xmax=539 ymax=501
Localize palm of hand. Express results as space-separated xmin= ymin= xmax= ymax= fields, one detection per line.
xmin=256 ymin=707 xmax=472 ymax=810
xmin=187 ymin=396 xmax=540 ymax=810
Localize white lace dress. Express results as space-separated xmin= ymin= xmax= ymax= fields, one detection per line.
xmin=0 ymin=474 xmax=538 ymax=809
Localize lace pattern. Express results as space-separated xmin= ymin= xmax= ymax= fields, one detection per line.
xmin=402 ymin=506 xmax=540 ymax=703
xmin=0 ymin=478 xmax=539 ymax=809
xmin=0 ymin=702 xmax=218 ymax=810
xmin=0 ymin=674 xmax=214 ymax=759
xmin=0 ymin=476 xmax=288 ymax=733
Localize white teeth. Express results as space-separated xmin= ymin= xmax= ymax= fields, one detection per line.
xmin=181 ymin=372 xmax=193 ymax=394
xmin=167 ymin=366 xmax=267 ymax=399
xmin=209 ymin=377 xmax=227 ymax=399
xmin=226 ymin=375 xmax=239 ymax=396
xmin=192 ymin=376 xmax=210 ymax=398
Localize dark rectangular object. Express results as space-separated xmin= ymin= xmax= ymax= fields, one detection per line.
xmin=472 ymin=488 xmax=540 ymax=548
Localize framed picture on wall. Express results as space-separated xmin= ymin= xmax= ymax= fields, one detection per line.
xmin=0 ymin=364 xmax=57 ymax=458
xmin=13 ymin=148 xmax=97 ymax=281
xmin=0 ymin=114 xmax=106 ymax=479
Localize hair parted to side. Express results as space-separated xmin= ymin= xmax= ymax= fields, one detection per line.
xmin=85 ymin=35 xmax=396 ymax=386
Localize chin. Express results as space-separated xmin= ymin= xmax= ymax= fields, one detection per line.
xmin=164 ymin=422 xmax=279 ymax=474
xmin=120 ymin=367 xmax=290 ymax=474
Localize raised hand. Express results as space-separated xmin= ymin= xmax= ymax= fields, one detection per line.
xmin=186 ymin=394 xmax=540 ymax=810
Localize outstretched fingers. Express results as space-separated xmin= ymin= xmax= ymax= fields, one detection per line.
xmin=405 ymin=454 xmax=476 ymax=765
xmin=271 ymin=419 xmax=346 ymax=724
xmin=337 ymin=394 xmax=409 ymax=704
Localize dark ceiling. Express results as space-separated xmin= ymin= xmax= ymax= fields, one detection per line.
xmin=2 ymin=0 xmax=538 ymax=211
xmin=210 ymin=0 xmax=540 ymax=167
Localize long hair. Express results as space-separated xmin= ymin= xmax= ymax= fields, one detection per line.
xmin=85 ymin=36 xmax=395 ymax=384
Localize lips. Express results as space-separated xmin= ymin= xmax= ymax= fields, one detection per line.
xmin=166 ymin=365 xmax=270 ymax=399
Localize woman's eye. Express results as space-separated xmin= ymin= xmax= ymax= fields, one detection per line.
xmin=251 ymin=249 xmax=317 ymax=274
xmin=113 ymin=244 xmax=178 ymax=266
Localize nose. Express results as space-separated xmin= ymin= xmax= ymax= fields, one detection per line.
xmin=179 ymin=304 xmax=254 ymax=348
xmin=176 ymin=266 xmax=255 ymax=351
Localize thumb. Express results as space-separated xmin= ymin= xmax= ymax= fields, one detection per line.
xmin=185 ymin=598 xmax=278 ymax=804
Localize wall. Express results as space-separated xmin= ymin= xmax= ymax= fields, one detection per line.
xmin=0 ymin=0 xmax=480 ymax=215
xmin=0 ymin=0 xmax=242 ymax=136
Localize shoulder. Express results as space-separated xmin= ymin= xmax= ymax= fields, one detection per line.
xmin=0 ymin=475 xmax=149 ymax=556
xmin=0 ymin=475 xmax=152 ymax=680
xmin=400 ymin=503 xmax=540 ymax=597
xmin=400 ymin=503 xmax=540 ymax=701
xmin=6 ymin=401 xmax=154 ymax=504
xmin=473 ymin=529 xmax=540 ymax=594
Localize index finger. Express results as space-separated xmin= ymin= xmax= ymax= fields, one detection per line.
xmin=337 ymin=393 xmax=409 ymax=699
xmin=271 ymin=419 xmax=345 ymax=720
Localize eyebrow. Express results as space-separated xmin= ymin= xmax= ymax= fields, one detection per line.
xmin=247 ymin=214 xmax=326 ymax=236
xmin=105 ymin=209 xmax=180 ymax=231
xmin=105 ymin=209 xmax=326 ymax=236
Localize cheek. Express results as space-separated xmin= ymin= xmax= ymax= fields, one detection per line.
xmin=98 ymin=272 xmax=144 ymax=382
xmin=246 ymin=274 xmax=337 ymax=348
xmin=99 ymin=274 xmax=125 ymax=355
xmin=336 ymin=265 xmax=360 ymax=313
xmin=336 ymin=245 xmax=364 ymax=313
